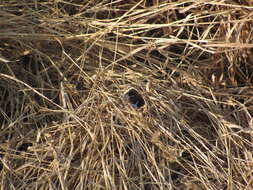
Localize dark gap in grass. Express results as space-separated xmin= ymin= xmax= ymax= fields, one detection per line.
xmin=18 ymin=54 xmax=46 ymax=75
xmin=196 ymin=51 xmax=211 ymax=62
xmin=150 ymin=49 xmax=166 ymax=61
xmin=169 ymin=162 xmax=186 ymax=182
xmin=124 ymin=88 xmax=145 ymax=109
xmin=167 ymin=44 xmax=185 ymax=58
xmin=133 ymin=54 xmax=146 ymax=65
xmin=143 ymin=183 xmax=152 ymax=190
xmin=172 ymin=9 xmax=187 ymax=21
xmin=57 ymin=2 xmax=80 ymax=16
xmin=235 ymin=62 xmax=253 ymax=85
xmin=16 ymin=142 xmax=33 ymax=155
xmin=75 ymin=80 xmax=86 ymax=91
xmin=180 ymin=150 xmax=194 ymax=163
xmin=0 ymin=41 xmax=20 ymax=61
xmin=96 ymin=10 xmax=117 ymax=20
xmin=144 ymin=0 xmax=154 ymax=7
xmin=145 ymin=28 xmax=164 ymax=38
xmin=2 ymin=3 xmax=25 ymax=16
xmin=0 ymin=147 xmax=5 ymax=164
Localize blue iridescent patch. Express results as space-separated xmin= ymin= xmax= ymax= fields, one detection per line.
xmin=124 ymin=89 xmax=145 ymax=109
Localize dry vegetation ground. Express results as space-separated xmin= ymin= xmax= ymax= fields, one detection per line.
xmin=1 ymin=0 xmax=253 ymax=189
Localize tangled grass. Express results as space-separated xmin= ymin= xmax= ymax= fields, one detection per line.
xmin=1 ymin=0 xmax=253 ymax=189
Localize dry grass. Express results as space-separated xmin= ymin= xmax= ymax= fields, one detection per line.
xmin=1 ymin=0 xmax=253 ymax=189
